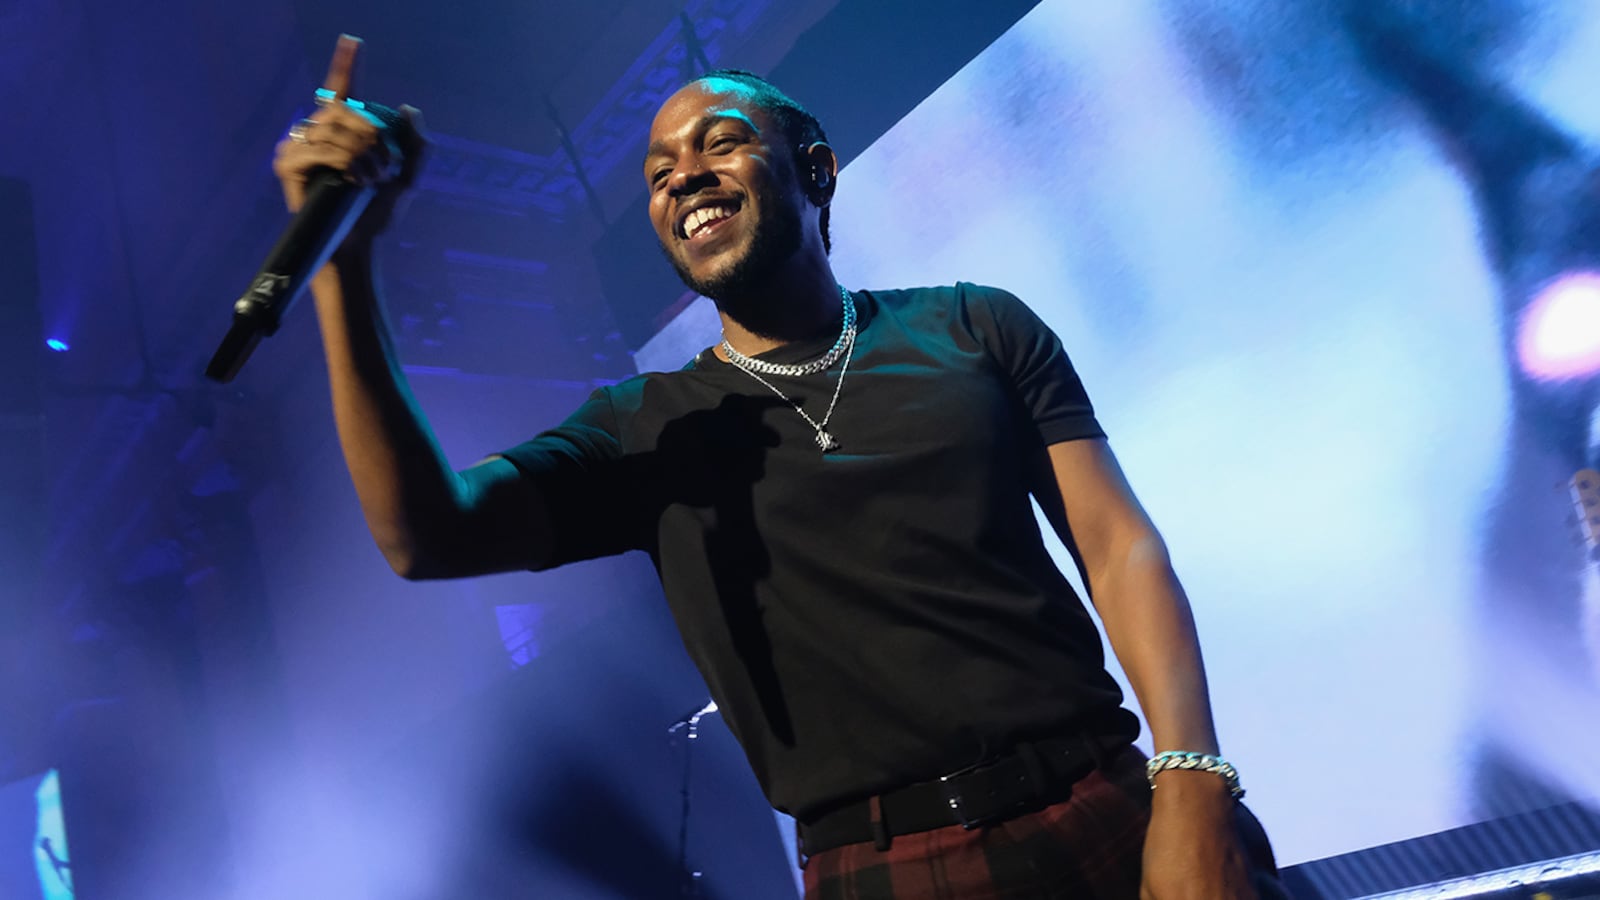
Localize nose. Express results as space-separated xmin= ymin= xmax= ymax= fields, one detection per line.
xmin=668 ymin=159 xmax=716 ymax=197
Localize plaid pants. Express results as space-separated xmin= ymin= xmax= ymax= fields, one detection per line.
xmin=801 ymin=745 xmax=1288 ymax=900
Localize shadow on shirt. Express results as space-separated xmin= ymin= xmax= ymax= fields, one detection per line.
xmin=553 ymin=391 xmax=799 ymax=745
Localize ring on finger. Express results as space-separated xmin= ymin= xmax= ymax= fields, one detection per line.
xmin=315 ymin=88 xmax=365 ymax=111
xmin=287 ymin=117 xmax=318 ymax=144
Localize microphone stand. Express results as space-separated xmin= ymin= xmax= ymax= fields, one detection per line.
xmin=667 ymin=699 xmax=717 ymax=898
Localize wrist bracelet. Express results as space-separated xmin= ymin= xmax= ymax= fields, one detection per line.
xmin=1145 ymin=751 xmax=1245 ymax=800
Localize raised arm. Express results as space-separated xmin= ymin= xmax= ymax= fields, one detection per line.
xmin=273 ymin=36 xmax=550 ymax=578
xmin=1039 ymin=438 xmax=1254 ymax=899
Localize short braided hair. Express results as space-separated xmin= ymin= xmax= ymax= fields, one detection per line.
xmin=688 ymin=68 xmax=833 ymax=253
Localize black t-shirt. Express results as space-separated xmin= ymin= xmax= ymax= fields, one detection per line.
xmin=500 ymin=283 xmax=1139 ymax=819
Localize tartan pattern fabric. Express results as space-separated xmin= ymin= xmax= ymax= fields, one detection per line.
xmin=801 ymin=745 xmax=1288 ymax=900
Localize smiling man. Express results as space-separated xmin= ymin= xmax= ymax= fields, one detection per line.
xmin=275 ymin=36 xmax=1287 ymax=899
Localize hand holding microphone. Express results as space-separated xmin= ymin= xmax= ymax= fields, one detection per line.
xmin=273 ymin=36 xmax=426 ymax=239
xmin=206 ymin=35 xmax=426 ymax=382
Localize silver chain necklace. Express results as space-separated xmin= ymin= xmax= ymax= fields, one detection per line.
xmin=722 ymin=285 xmax=856 ymax=376
xmin=721 ymin=288 xmax=857 ymax=452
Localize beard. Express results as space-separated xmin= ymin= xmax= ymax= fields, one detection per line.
xmin=661 ymin=184 xmax=806 ymax=332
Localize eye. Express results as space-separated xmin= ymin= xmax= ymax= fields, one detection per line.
xmin=649 ymin=166 xmax=670 ymax=189
xmin=707 ymin=134 xmax=740 ymax=152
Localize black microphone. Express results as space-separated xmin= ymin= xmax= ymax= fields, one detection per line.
xmin=205 ymin=168 xmax=375 ymax=382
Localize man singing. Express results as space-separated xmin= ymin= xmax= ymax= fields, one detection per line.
xmin=274 ymin=35 xmax=1286 ymax=899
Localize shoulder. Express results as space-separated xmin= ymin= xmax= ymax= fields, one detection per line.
xmin=586 ymin=358 xmax=744 ymax=435
xmin=865 ymin=282 xmax=1025 ymax=315
xmin=863 ymin=282 xmax=1040 ymax=342
xmin=603 ymin=360 xmax=722 ymax=400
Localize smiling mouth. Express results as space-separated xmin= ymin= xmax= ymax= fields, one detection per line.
xmin=680 ymin=202 xmax=741 ymax=241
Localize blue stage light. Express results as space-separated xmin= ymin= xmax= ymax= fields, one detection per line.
xmin=45 ymin=338 xmax=69 ymax=352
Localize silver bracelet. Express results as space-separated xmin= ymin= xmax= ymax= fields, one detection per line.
xmin=1145 ymin=751 xmax=1245 ymax=800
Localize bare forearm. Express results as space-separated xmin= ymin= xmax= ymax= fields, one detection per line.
xmin=1089 ymin=535 xmax=1219 ymax=757
xmin=1091 ymin=535 xmax=1247 ymax=826
xmin=1045 ymin=440 xmax=1250 ymax=893
xmin=311 ymin=245 xmax=468 ymax=573
xmin=276 ymin=42 xmax=545 ymax=579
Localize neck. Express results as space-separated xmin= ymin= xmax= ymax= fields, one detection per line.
xmin=715 ymin=253 xmax=842 ymax=359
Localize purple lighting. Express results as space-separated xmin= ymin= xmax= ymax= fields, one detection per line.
xmin=45 ymin=338 xmax=69 ymax=352
xmin=1517 ymin=272 xmax=1600 ymax=381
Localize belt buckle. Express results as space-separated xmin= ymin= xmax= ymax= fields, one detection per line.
xmin=938 ymin=765 xmax=1000 ymax=831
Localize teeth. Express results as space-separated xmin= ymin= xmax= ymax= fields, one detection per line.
xmin=685 ymin=204 xmax=735 ymax=239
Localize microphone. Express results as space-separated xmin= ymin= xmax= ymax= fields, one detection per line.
xmin=666 ymin=698 xmax=719 ymax=734
xmin=204 ymin=168 xmax=375 ymax=383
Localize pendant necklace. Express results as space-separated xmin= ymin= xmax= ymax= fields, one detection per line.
xmin=722 ymin=286 xmax=857 ymax=453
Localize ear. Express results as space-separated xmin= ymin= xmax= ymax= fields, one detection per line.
xmin=798 ymin=142 xmax=839 ymax=207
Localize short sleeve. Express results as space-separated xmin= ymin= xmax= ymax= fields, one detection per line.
xmin=961 ymin=283 xmax=1104 ymax=445
xmin=495 ymin=387 xmax=644 ymax=569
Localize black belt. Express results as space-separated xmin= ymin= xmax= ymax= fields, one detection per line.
xmin=797 ymin=735 xmax=1109 ymax=856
